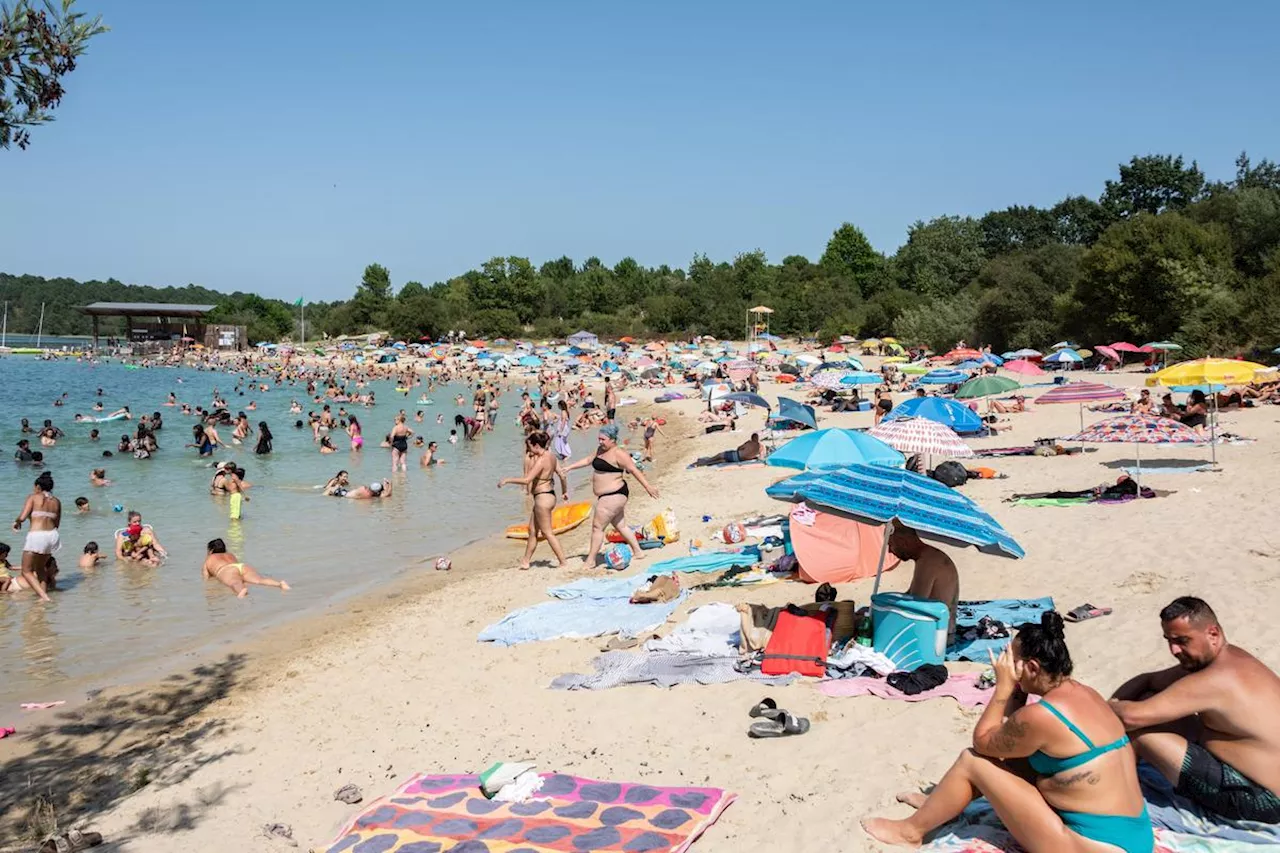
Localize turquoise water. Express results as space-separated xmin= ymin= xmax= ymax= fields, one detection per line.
xmin=0 ymin=356 xmax=565 ymax=698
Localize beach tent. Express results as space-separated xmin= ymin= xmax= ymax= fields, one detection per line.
xmin=567 ymin=331 xmax=599 ymax=349
xmin=787 ymin=507 xmax=900 ymax=584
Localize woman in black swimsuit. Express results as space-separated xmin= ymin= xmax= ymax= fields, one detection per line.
xmin=389 ymin=414 xmax=413 ymax=473
xmin=563 ymin=424 xmax=659 ymax=569
xmin=498 ymin=431 xmax=570 ymax=569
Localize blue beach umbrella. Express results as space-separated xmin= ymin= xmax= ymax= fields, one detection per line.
xmin=1044 ymin=348 xmax=1083 ymax=363
xmin=840 ymin=371 xmax=884 ymax=386
xmin=885 ymin=397 xmax=984 ymax=434
xmin=723 ymin=392 xmax=770 ymax=409
xmin=767 ymin=428 xmax=904 ymax=471
xmin=518 ymin=355 xmax=543 ymax=367
xmin=980 ymin=353 xmax=1004 ymax=366
xmin=954 ymin=360 xmax=984 ymax=370
xmin=775 ymin=396 xmax=818 ymax=430
xmin=918 ymin=369 xmax=968 ymax=386
xmin=767 ymin=464 xmax=1025 ymax=573
xmin=845 ymin=356 xmax=866 ymax=371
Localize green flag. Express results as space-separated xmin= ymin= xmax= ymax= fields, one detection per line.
xmin=294 ymin=297 xmax=304 ymax=307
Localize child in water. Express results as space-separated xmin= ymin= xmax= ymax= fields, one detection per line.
xmin=79 ymin=541 xmax=107 ymax=569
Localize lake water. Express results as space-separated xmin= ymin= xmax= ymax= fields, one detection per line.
xmin=0 ymin=356 xmax=565 ymax=699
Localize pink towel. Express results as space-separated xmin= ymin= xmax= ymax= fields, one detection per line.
xmin=0 ymin=727 xmax=15 ymax=739
xmin=20 ymin=701 xmax=65 ymax=711
xmin=818 ymin=673 xmax=991 ymax=707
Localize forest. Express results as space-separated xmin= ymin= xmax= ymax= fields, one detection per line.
xmin=5 ymin=152 xmax=1280 ymax=357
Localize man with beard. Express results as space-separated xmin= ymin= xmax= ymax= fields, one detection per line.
xmin=1111 ymin=597 xmax=1280 ymax=822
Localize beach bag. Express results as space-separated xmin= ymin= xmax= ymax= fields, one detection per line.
xmin=630 ymin=574 xmax=680 ymax=604
xmin=761 ymin=607 xmax=830 ymax=677
xmin=931 ymin=461 xmax=968 ymax=488
xmin=648 ymin=509 xmax=680 ymax=543
xmin=722 ymin=522 xmax=746 ymax=544
xmin=603 ymin=544 xmax=633 ymax=571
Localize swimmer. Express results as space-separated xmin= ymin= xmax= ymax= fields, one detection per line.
xmin=89 ymin=428 xmax=99 ymax=442
xmin=74 ymin=496 xmax=91 ymax=513
xmin=323 ymin=470 xmax=351 ymax=497
xmin=79 ymin=541 xmax=106 ymax=569
xmin=449 ymin=429 xmax=458 ymax=444
xmin=420 ymin=441 xmax=446 ymax=467
xmin=436 ymin=413 xmax=444 ymax=424
xmin=166 ymin=392 xmax=177 ymax=406
xmin=345 ymin=479 xmax=392 ymax=499
xmin=202 ymin=538 xmax=289 ymax=598
xmin=319 ymin=434 xmax=337 ymax=453
xmin=90 ymin=468 xmax=112 ymax=487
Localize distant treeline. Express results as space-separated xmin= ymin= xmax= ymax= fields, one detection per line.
xmin=7 ymin=151 xmax=1280 ymax=356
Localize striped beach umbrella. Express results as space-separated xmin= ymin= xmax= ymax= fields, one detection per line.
xmin=870 ymin=416 xmax=974 ymax=458
xmin=767 ymin=463 xmax=1025 ymax=593
xmin=918 ymin=368 xmax=968 ymax=386
xmin=1037 ymin=381 xmax=1127 ymax=433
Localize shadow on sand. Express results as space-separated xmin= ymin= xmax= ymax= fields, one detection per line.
xmin=0 ymin=654 xmax=246 ymax=844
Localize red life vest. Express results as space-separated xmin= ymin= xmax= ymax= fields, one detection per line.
xmin=761 ymin=608 xmax=829 ymax=677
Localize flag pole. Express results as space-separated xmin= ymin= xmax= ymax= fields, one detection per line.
xmin=300 ymin=300 xmax=306 ymax=345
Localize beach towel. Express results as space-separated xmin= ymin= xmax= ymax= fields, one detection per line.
xmin=326 ymin=772 xmax=735 ymax=853
xmin=551 ymin=650 xmax=796 ymax=690
xmin=1012 ymin=497 xmax=1093 ymax=507
xmin=478 ymin=594 xmax=687 ymax=646
xmin=817 ymin=673 xmax=991 ymax=708
xmin=947 ymin=598 xmax=1055 ymax=662
xmin=1123 ymin=464 xmax=1214 ymax=476
xmin=1141 ymin=762 xmax=1280 ymax=845
xmin=649 ymin=547 xmax=761 ymax=575
xmin=546 ymin=573 xmax=650 ymax=600
xmin=685 ymin=458 xmax=765 ymax=469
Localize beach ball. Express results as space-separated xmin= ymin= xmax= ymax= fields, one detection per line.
xmin=722 ymin=522 xmax=747 ymax=544
xmin=113 ymin=504 xmax=124 ymax=512
xmin=434 ymin=557 xmax=452 ymax=571
xmin=603 ymin=544 xmax=633 ymax=571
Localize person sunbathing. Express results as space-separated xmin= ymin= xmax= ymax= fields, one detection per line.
xmin=691 ymin=432 xmax=760 ymax=467
xmin=991 ymin=395 xmax=1026 ymax=414
xmin=864 ymin=613 xmax=1153 ymax=852
xmin=1110 ymin=597 xmax=1280 ymax=823
xmin=1131 ymin=390 xmax=1154 ymax=415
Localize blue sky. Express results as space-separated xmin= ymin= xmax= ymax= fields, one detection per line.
xmin=3 ymin=0 xmax=1277 ymax=301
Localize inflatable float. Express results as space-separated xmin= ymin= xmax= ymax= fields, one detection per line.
xmin=505 ymin=500 xmax=592 ymax=540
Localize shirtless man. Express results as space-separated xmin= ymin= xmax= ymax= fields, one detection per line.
xmin=1110 ymin=597 xmax=1280 ymax=822
xmin=887 ymin=525 xmax=960 ymax=641
xmin=691 ymin=433 xmax=759 ymax=469
xmin=202 ymin=538 xmax=289 ymax=598
xmin=345 ymin=479 xmax=392 ymax=500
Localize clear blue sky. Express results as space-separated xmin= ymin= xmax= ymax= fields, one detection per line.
xmin=3 ymin=0 xmax=1277 ymax=302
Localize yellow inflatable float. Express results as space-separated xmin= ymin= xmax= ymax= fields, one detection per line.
xmin=505 ymin=500 xmax=592 ymax=541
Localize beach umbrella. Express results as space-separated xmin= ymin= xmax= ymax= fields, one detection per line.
xmin=812 ymin=361 xmax=851 ymax=373
xmin=1051 ymin=341 xmax=1077 ymax=350
xmin=1011 ymin=348 xmax=1042 ymax=358
xmin=772 ymin=396 xmax=818 ymax=430
xmin=882 ymin=356 xmax=907 ymax=364
xmin=1002 ymin=359 xmax=1045 ymax=376
xmin=885 ymin=342 xmax=906 ymax=354
xmin=1111 ymin=342 xmax=1148 ymax=353
xmin=518 ymin=355 xmax=543 ymax=367
xmin=1065 ymin=414 xmax=1207 ymax=488
xmin=899 ymin=362 xmax=931 ymax=375
xmin=884 ymin=397 xmax=985 ymax=434
xmin=767 ymin=463 xmax=1025 ymax=594
xmin=640 ymin=367 xmax=663 ymax=379
xmin=810 ymin=370 xmax=854 ymax=390
xmin=1146 ymin=358 xmax=1266 ymax=463
xmin=1095 ymin=344 xmax=1121 ymax=362
xmin=870 ymin=416 xmax=974 ymax=459
xmin=918 ymin=368 xmax=968 ymax=386
xmin=1145 ymin=342 xmax=1182 ymax=351
xmin=944 ymin=348 xmax=981 ymax=362
xmin=767 ymin=428 xmax=904 ymax=471
xmin=862 ymin=338 xmax=882 ymax=347
xmin=724 ymin=392 xmax=770 ymax=410
xmin=955 ymin=375 xmax=1020 ymax=400
xmin=1036 ymin=381 xmax=1127 ymax=434
xmin=840 ymin=371 xmax=885 ymax=386
xmin=694 ymin=360 xmax=718 ymax=373
xmin=794 ymin=353 xmax=822 ymax=365
xmin=954 ymin=360 xmax=984 ymax=370
xmin=1043 ymin=348 xmax=1083 ymax=365
xmin=845 ymin=356 xmax=866 ymax=371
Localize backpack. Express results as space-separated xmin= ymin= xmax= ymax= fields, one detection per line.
xmin=761 ymin=607 xmax=830 ymax=677
xmin=931 ymin=460 xmax=968 ymax=488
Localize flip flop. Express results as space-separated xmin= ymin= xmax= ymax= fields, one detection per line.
xmin=1064 ymin=604 xmax=1113 ymax=622
xmin=748 ymin=711 xmax=810 ymax=738
xmin=748 ymin=697 xmax=784 ymax=720
xmin=39 ymin=829 xmax=103 ymax=853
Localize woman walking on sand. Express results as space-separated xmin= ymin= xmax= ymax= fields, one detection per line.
xmin=497 ymin=431 xmax=570 ymax=570
xmin=563 ymin=424 xmax=658 ymax=569
xmin=12 ymin=471 xmax=60 ymax=601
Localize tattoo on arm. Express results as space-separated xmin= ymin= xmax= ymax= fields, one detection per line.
xmin=992 ymin=717 xmax=1028 ymax=753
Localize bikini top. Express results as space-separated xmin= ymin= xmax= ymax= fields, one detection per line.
xmin=1028 ymin=700 xmax=1130 ymax=776
xmin=592 ymin=451 xmax=624 ymax=474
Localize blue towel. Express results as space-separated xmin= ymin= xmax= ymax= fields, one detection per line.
xmin=947 ymin=597 xmax=1055 ymax=662
xmin=648 ymin=546 xmax=761 ymax=574
xmin=546 ymin=573 xmax=649 ymax=600
xmin=1140 ymin=762 xmax=1280 ymax=844
xmin=478 ymin=593 xmax=688 ymax=646
xmin=1123 ymin=464 xmax=1213 ymax=476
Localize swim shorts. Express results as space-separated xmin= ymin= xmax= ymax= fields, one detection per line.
xmin=607 ymin=408 xmax=616 ymax=422
xmin=723 ymin=450 xmax=740 ymax=463
xmin=1176 ymin=741 xmax=1280 ymax=822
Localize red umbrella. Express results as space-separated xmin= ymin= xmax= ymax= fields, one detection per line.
xmin=1096 ymin=344 xmax=1121 ymax=362
xmin=1111 ymin=342 xmax=1144 ymax=353
xmin=1002 ymin=359 xmax=1045 ymax=376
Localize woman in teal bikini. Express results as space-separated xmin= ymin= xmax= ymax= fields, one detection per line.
xmin=864 ymin=611 xmax=1153 ymax=852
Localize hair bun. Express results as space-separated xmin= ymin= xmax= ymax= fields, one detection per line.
xmin=1042 ymin=610 xmax=1066 ymax=639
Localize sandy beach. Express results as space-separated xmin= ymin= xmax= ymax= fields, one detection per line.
xmin=3 ymin=363 xmax=1278 ymax=853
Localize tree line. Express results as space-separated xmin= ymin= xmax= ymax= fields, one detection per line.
xmin=6 ymin=152 xmax=1280 ymax=357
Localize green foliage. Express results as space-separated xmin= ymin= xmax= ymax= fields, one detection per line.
xmin=350 ymin=263 xmax=391 ymax=328
xmin=1 ymin=0 xmax=108 ymax=149
xmin=893 ymin=292 xmax=978 ymax=353
xmin=1101 ymin=154 xmax=1205 ymax=219
xmin=975 ymin=245 xmax=1084 ymax=352
xmin=820 ymin=223 xmax=882 ymax=292
xmin=895 ymin=216 xmax=986 ymax=297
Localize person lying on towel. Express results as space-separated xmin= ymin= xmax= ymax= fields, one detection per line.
xmin=1111 ymin=597 xmax=1280 ymax=824
xmin=690 ymin=433 xmax=761 ymax=467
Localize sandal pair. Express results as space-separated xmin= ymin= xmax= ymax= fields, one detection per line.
xmin=747 ymin=697 xmax=810 ymax=738
xmin=40 ymin=829 xmax=103 ymax=853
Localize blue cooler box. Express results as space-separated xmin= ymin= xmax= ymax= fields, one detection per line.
xmin=872 ymin=592 xmax=949 ymax=671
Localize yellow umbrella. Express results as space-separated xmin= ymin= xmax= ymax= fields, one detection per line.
xmin=1146 ymin=358 xmax=1266 ymax=387
xmin=881 ymin=337 xmax=899 ymax=344
xmin=862 ymin=338 xmax=881 ymax=346
xmin=882 ymin=356 xmax=907 ymax=363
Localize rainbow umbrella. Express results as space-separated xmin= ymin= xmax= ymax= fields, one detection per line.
xmin=1065 ymin=414 xmax=1207 ymax=487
